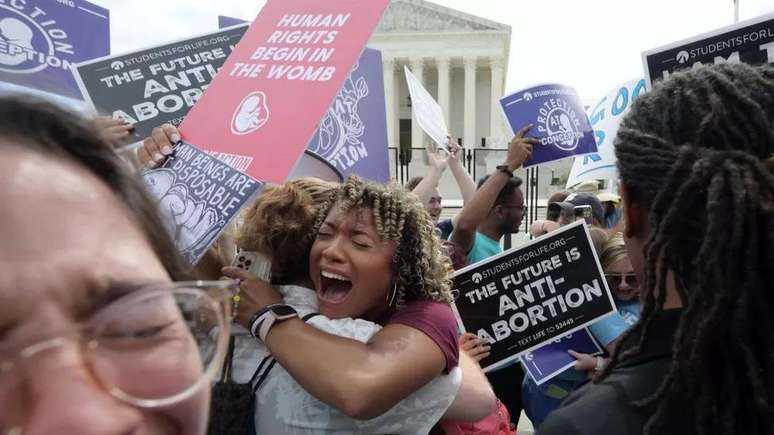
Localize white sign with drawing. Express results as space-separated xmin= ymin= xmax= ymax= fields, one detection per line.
xmin=142 ymin=141 xmax=264 ymax=264
xmin=404 ymin=65 xmax=449 ymax=152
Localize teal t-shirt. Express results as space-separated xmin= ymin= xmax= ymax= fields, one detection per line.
xmin=467 ymin=232 xmax=502 ymax=264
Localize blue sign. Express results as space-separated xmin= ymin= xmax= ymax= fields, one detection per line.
xmin=218 ymin=15 xmax=247 ymax=28
xmin=303 ymin=48 xmax=389 ymax=182
xmin=499 ymin=84 xmax=597 ymax=167
xmin=521 ymin=328 xmax=604 ymax=385
xmin=142 ymin=142 xmax=264 ymax=264
xmin=0 ymin=0 xmax=109 ymax=99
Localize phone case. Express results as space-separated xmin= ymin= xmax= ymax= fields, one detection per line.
xmin=232 ymin=250 xmax=272 ymax=281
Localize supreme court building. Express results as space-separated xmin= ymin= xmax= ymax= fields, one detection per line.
xmin=368 ymin=0 xmax=512 ymax=151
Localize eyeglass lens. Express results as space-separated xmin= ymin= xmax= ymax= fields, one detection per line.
xmin=605 ymin=273 xmax=639 ymax=289
xmin=1 ymin=287 xmax=224 ymax=407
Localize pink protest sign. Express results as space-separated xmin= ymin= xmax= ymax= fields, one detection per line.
xmin=180 ymin=0 xmax=389 ymax=183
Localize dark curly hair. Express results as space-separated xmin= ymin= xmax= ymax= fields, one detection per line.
xmin=600 ymin=63 xmax=774 ymax=435
xmin=314 ymin=176 xmax=455 ymax=305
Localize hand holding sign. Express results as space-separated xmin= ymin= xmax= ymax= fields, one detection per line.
xmin=503 ymin=124 xmax=538 ymax=171
xmin=568 ymin=350 xmax=602 ymax=373
xmin=460 ymin=332 xmax=492 ymax=363
xmin=426 ymin=140 xmax=449 ymax=172
xmin=139 ymin=124 xmax=180 ymax=169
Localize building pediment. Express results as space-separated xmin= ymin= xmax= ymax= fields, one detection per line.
xmin=376 ymin=0 xmax=510 ymax=34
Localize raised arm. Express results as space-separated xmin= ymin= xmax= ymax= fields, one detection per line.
xmin=411 ymin=141 xmax=448 ymax=204
xmin=447 ymin=140 xmax=476 ymax=205
xmin=450 ymin=125 xmax=536 ymax=253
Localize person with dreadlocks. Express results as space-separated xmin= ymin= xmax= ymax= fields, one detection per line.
xmin=537 ymin=62 xmax=774 ymax=435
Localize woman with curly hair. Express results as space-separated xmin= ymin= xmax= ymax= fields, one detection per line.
xmin=225 ymin=178 xmax=458 ymax=433
xmin=222 ymin=175 xmax=496 ymax=432
xmin=138 ymin=125 xmax=496 ymax=432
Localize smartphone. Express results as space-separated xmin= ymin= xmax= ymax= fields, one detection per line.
xmin=232 ymin=250 xmax=272 ymax=281
xmin=574 ymin=205 xmax=593 ymax=225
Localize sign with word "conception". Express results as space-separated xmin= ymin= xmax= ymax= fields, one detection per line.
xmin=74 ymin=25 xmax=248 ymax=140
xmin=499 ymin=84 xmax=597 ymax=167
xmin=181 ymin=0 xmax=390 ymax=183
xmin=451 ymin=221 xmax=616 ymax=372
xmin=0 ymin=0 xmax=109 ymax=99
xmin=643 ymin=12 xmax=774 ymax=87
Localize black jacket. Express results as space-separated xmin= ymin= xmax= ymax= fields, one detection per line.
xmin=537 ymin=309 xmax=685 ymax=435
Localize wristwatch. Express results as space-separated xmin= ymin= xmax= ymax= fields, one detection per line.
xmin=248 ymin=304 xmax=298 ymax=342
xmin=496 ymin=165 xmax=514 ymax=178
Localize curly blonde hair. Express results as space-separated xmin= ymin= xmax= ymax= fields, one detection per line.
xmin=314 ymin=176 xmax=454 ymax=305
xmin=236 ymin=177 xmax=337 ymax=283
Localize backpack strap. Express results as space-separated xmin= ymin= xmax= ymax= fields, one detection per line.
xmin=302 ymin=312 xmax=321 ymax=322
xmin=249 ymin=312 xmax=321 ymax=392
xmin=219 ymin=335 xmax=236 ymax=383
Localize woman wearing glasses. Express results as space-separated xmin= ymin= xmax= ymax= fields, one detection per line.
xmin=0 ymin=96 xmax=233 ymax=435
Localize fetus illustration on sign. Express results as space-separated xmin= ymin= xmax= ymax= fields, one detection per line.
xmin=309 ymin=61 xmax=369 ymax=164
xmin=231 ymin=91 xmax=270 ymax=135
xmin=143 ymin=169 xmax=223 ymax=263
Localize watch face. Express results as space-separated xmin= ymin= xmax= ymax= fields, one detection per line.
xmin=271 ymin=305 xmax=297 ymax=317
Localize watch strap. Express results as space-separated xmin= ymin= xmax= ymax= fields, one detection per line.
xmin=249 ymin=304 xmax=298 ymax=342
xmin=496 ymin=165 xmax=514 ymax=178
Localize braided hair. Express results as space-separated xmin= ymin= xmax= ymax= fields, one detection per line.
xmin=601 ymin=63 xmax=774 ymax=435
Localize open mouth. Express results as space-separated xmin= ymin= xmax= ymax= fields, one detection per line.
xmin=318 ymin=270 xmax=353 ymax=304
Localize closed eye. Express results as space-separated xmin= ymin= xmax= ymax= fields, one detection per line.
xmin=353 ymin=240 xmax=372 ymax=249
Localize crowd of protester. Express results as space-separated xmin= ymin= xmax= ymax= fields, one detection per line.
xmin=1 ymin=62 xmax=772 ymax=435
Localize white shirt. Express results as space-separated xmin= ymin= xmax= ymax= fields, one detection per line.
xmin=230 ymin=285 xmax=461 ymax=435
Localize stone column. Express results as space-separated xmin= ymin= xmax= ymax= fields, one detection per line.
xmin=464 ymin=57 xmax=477 ymax=148
xmin=382 ymin=56 xmax=396 ymax=147
xmin=409 ymin=57 xmax=425 ymax=149
xmin=490 ymin=57 xmax=505 ymax=143
xmin=437 ymin=56 xmax=451 ymax=129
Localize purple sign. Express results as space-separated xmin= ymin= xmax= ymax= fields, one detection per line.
xmin=218 ymin=15 xmax=248 ymax=29
xmin=302 ymin=48 xmax=389 ymax=182
xmin=0 ymin=0 xmax=109 ymax=99
xmin=499 ymin=84 xmax=596 ymax=167
xmin=217 ymin=17 xmax=390 ymax=182
xmin=521 ymin=328 xmax=604 ymax=385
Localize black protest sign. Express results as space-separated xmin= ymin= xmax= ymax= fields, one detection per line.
xmin=643 ymin=12 xmax=774 ymax=87
xmin=142 ymin=141 xmax=263 ymax=264
xmin=74 ymin=25 xmax=249 ymax=139
xmin=451 ymin=221 xmax=616 ymax=372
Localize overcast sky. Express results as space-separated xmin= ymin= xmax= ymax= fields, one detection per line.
xmin=88 ymin=0 xmax=774 ymax=101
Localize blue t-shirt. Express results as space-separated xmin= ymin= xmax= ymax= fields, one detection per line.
xmin=467 ymin=232 xmax=502 ymax=264
xmin=588 ymin=300 xmax=641 ymax=347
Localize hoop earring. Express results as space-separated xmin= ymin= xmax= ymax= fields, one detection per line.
xmin=386 ymin=282 xmax=398 ymax=307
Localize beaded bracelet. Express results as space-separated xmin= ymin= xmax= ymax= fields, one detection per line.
xmin=231 ymin=280 xmax=242 ymax=320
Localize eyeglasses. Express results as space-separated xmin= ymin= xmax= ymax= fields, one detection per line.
xmin=0 ymin=280 xmax=236 ymax=409
xmin=605 ymin=273 xmax=639 ymax=290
